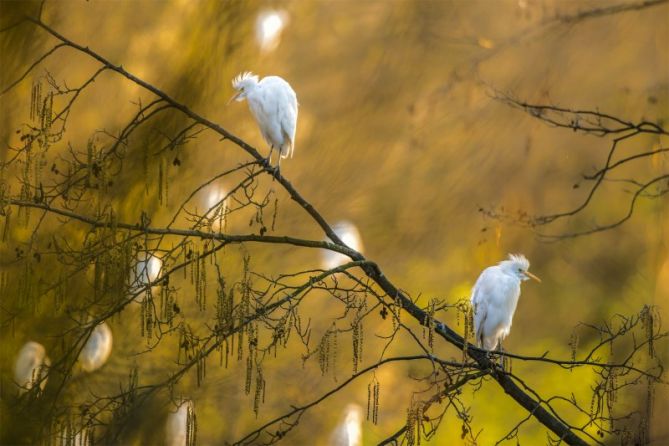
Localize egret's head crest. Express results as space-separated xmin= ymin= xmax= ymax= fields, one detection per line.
xmin=232 ymin=71 xmax=259 ymax=90
xmin=506 ymin=253 xmax=530 ymax=270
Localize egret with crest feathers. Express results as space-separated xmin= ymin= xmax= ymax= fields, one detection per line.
xmin=229 ymin=72 xmax=298 ymax=173
xmin=470 ymin=254 xmax=540 ymax=351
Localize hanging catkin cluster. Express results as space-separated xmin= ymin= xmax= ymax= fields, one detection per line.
xmin=605 ymin=367 xmax=617 ymax=415
xmin=216 ymin=277 xmax=234 ymax=335
xmin=196 ymin=350 xmax=207 ymax=387
xmin=635 ymin=419 xmax=648 ymax=446
xmin=244 ymin=322 xmax=258 ymax=395
xmin=191 ymin=248 xmax=207 ymax=311
xmin=0 ymin=183 xmax=9 ymax=243
xmin=30 ymin=81 xmax=42 ymax=123
xmin=215 ymin=276 xmax=236 ymax=367
xmin=643 ymin=375 xmax=654 ymax=443
xmin=422 ymin=299 xmax=436 ymax=351
xmin=569 ymin=331 xmax=579 ymax=364
xmin=367 ymin=376 xmax=379 ymax=425
xmin=253 ymin=364 xmax=265 ymax=417
xmin=19 ymin=260 xmax=35 ymax=312
xmin=640 ymin=305 xmax=657 ymax=359
xmin=185 ymin=402 xmax=197 ymax=446
xmin=352 ymin=320 xmax=364 ymax=374
xmin=158 ymin=156 xmax=169 ymax=207
xmin=53 ymin=412 xmax=93 ymax=446
xmin=140 ymin=288 xmax=153 ymax=341
xmin=238 ymin=256 xmax=253 ymax=363
xmin=318 ymin=326 xmax=334 ymax=376
xmin=405 ymin=400 xmax=424 ymax=446
xmin=460 ymin=302 xmax=474 ymax=360
xmin=390 ymin=293 xmax=403 ymax=332
xmin=178 ymin=325 xmax=195 ymax=364
xmin=160 ymin=271 xmax=176 ymax=328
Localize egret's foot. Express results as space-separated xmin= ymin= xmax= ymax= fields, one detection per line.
xmin=494 ymin=348 xmax=507 ymax=371
xmin=273 ymin=165 xmax=281 ymax=180
xmin=484 ymin=350 xmax=496 ymax=366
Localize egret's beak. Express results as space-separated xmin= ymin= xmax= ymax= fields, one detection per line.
xmin=227 ymin=92 xmax=240 ymax=105
xmin=525 ymin=271 xmax=541 ymax=283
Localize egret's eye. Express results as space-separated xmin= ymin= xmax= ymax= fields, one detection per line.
xmin=517 ymin=268 xmax=522 ymax=272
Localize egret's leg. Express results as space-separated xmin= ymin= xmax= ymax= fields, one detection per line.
xmin=483 ymin=341 xmax=494 ymax=362
xmin=265 ymin=146 xmax=280 ymax=180
xmin=266 ymin=146 xmax=274 ymax=167
xmin=497 ymin=341 xmax=506 ymax=370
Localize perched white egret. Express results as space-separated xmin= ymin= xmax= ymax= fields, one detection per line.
xmin=329 ymin=404 xmax=363 ymax=446
xmin=14 ymin=341 xmax=50 ymax=393
xmin=470 ymin=254 xmax=540 ymax=351
xmin=255 ymin=9 xmax=289 ymax=53
xmin=79 ymin=322 xmax=113 ymax=372
xmin=165 ymin=400 xmax=195 ymax=446
xmin=229 ymin=72 xmax=298 ymax=172
xmin=321 ymin=221 xmax=364 ymax=270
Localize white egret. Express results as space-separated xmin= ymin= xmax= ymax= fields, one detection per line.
xmin=14 ymin=341 xmax=50 ymax=393
xmin=229 ymin=72 xmax=298 ymax=172
xmin=470 ymin=254 xmax=540 ymax=351
xmin=79 ymin=322 xmax=113 ymax=372
xmin=321 ymin=221 xmax=364 ymax=270
xmin=329 ymin=404 xmax=363 ymax=446
xmin=255 ymin=9 xmax=289 ymax=53
xmin=165 ymin=400 xmax=195 ymax=446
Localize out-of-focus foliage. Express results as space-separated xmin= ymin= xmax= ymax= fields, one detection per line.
xmin=0 ymin=0 xmax=667 ymax=444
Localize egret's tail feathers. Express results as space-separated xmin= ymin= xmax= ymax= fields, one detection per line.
xmin=279 ymin=129 xmax=294 ymax=159
xmin=280 ymin=139 xmax=294 ymax=159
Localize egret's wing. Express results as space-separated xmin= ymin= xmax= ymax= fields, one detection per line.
xmin=471 ymin=268 xmax=493 ymax=347
xmin=278 ymin=84 xmax=298 ymax=158
xmin=471 ymin=285 xmax=487 ymax=347
xmin=247 ymin=93 xmax=274 ymax=148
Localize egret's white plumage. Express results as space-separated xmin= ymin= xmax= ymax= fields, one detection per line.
xmin=79 ymin=322 xmax=113 ymax=372
xmin=204 ymin=185 xmax=227 ymax=231
xmin=470 ymin=254 xmax=540 ymax=350
xmin=14 ymin=341 xmax=50 ymax=393
xmin=329 ymin=404 xmax=363 ymax=446
xmin=321 ymin=220 xmax=364 ymax=270
xmin=59 ymin=424 xmax=90 ymax=446
xmin=165 ymin=400 xmax=195 ymax=446
xmin=135 ymin=253 xmax=162 ymax=286
xmin=255 ymin=10 xmax=289 ymax=53
xmin=230 ymin=72 xmax=298 ymax=167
